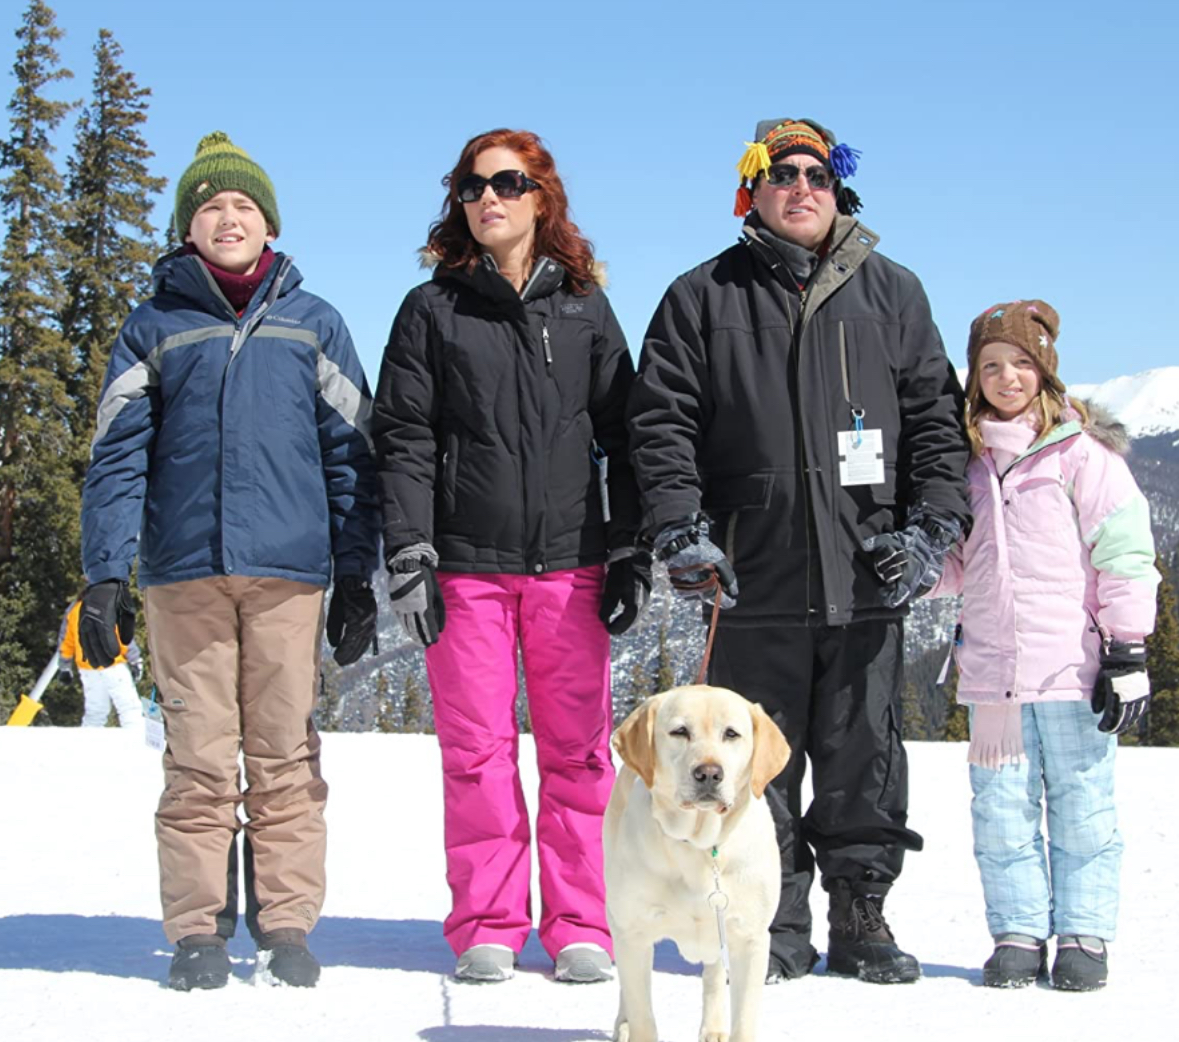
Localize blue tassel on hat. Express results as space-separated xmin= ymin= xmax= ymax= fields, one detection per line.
xmin=829 ymin=142 xmax=862 ymax=180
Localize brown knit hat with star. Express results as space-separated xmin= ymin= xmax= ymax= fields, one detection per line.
xmin=967 ymin=299 xmax=1063 ymax=388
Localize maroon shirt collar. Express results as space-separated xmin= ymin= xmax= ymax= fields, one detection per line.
xmin=184 ymin=244 xmax=276 ymax=315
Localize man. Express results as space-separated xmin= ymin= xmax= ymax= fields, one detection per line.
xmin=627 ymin=118 xmax=970 ymax=984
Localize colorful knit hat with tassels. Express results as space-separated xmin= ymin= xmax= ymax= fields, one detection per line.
xmin=733 ymin=118 xmax=862 ymax=218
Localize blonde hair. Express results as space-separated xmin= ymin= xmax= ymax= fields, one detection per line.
xmin=963 ymin=354 xmax=1088 ymax=458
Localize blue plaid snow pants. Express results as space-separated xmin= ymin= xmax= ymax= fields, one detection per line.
xmin=969 ymin=701 xmax=1122 ymax=940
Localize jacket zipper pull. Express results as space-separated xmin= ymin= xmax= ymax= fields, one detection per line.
xmin=542 ymin=322 xmax=552 ymax=366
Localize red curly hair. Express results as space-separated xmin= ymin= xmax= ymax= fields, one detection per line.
xmin=425 ymin=129 xmax=598 ymax=296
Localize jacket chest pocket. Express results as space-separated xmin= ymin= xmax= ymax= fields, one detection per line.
xmin=1008 ymin=468 xmax=1076 ymax=535
xmin=259 ymin=339 xmax=319 ymax=452
xmin=835 ymin=318 xmax=901 ymax=434
xmin=545 ymin=319 xmax=593 ymax=419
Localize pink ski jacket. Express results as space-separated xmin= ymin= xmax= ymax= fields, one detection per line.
xmin=932 ymin=408 xmax=1158 ymax=705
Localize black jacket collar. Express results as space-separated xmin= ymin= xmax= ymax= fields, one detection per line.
xmin=434 ymin=254 xmax=567 ymax=310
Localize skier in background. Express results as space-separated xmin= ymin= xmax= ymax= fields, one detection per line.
xmin=56 ymin=587 xmax=143 ymax=728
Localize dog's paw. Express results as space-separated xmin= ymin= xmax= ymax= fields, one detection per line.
xmin=699 ymin=1031 xmax=729 ymax=1042
xmin=614 ymin=1021 xmax=629 ymax=1042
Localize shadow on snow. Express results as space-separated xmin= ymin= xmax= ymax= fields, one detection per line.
xmin=0 ymin=914 xmax=701 ymax=984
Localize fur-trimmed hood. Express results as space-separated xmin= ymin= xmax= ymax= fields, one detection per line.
xmin=1071 ymin=398 xmax=1131 ymax=456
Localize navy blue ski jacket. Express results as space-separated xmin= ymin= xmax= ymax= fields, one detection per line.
xmin=82 ymin=249 xmax=379 ymax=588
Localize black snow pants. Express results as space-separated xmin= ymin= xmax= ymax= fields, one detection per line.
xmin=709 ymin=618 xmax=923 ymax=969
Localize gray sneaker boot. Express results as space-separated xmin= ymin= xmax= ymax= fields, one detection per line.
xmin=982 ymin=933 xmax=1048 ymax=988
xmin=554 ymin=944 xmax=614 ymax=983
xmin=1052 ymin=936 xmax=1108 ymax=991
xmin=454 ymin=944 xmax=516 ymax=982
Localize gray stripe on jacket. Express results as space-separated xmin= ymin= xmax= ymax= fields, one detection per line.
xmin=90 ymin=325 xmax=235 ymax=456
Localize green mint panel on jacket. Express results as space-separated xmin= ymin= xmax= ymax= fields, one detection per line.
xmin=82 ymin=249 xmax=381 ymax=587
xmin=372 ymin=254 xmax=640 ymax=574
xmin=627 ymin=215 xmax=971 ymax=627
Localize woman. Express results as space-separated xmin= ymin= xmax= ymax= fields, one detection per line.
xmin=372 ymin=129 xmax=647 ymax=984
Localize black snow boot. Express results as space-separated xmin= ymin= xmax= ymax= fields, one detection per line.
xmin=167 ymin=934 xmax=230 ymax=991
xmin=825 ymin=879 xmax=921 ymax=984
xmin=257 ymin=928 xmax=321 ymax=988
xmin=982 ymin=933 xmax=1048 ymax=988
xmin=1051 ymin=936 xmax=1108 ymax=991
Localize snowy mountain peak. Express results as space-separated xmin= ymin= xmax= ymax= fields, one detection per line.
xmin=1068 ymin=367 xmax=1179 ymax=438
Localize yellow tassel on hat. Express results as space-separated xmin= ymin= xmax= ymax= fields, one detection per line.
xmin=736 ymin=141 xmax=772 ymax=181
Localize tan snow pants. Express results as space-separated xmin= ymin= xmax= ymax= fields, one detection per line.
xmin=144 ymin=576 xmax=328 ymax=944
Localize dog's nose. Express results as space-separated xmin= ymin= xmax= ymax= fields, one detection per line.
xmin=693 ymin=762 xmax=724 ymax=784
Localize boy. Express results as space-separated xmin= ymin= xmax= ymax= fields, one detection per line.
xmin=79 ymin=131 xmax=380 ymax=990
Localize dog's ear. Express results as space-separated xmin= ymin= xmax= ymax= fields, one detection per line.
xmin=749 ymin=702 xmax=790 ymax=799
xmin=612 ymin=694 xmax=663 ymax=789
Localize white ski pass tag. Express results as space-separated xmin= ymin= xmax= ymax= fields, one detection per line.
xmin=837 ymin=428 xmax=884 ymax=486
xmin=141 ymin=696 xmax=165 ymax=752
xmin=936 ymin=644 xmax=953 ymax=686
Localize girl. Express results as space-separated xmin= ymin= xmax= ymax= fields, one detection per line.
xmin=372 ymin=129 xmax=647 ymax=984
xmin=931 ymin=299 xmax=1158 ymax=991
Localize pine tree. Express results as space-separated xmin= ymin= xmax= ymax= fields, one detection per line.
xmin=1145 ymin=557 xmax=1179 ymax=747
xmin=373 ymin=669 xmax=397 ymax=733
xmin=901 ymin=680 xmax=929 ymax=741
xmin=60 ymin=27 xmax=164 ymax=447
xmin=616 ymin=654 xmax=652 ymax=724
xmin=401 ymin=671 xmax=424 ymax=733
xmin=515 ymin=657 xmax=531 ymax=734
xmin=315 ymin=663 xmax=342 ymax=732
xmin=0 ymin=0 xmax=77 ymax=715
xmin=653 ymin=621 xmax=676 ymax=693
xmin=942 ymin=662 xmax=969 ymax=742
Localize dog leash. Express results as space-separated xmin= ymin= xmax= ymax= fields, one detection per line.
xmin=697 ymin=587 xmax=723 ymax=685
xmin=667 ymin=564 xmax=725 ymax=685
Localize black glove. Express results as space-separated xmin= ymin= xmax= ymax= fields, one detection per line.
xmin=1092 ymin=638 xmax=1151 ymax=735
xmin=79 ymin=580 xmax=136 ymax=668
xmin=325 ymin=575 xmax=378 ymax=666
xmin=56 ymin=669 xmax=74 ymax=687
xmin=599 ymin=550 xmax=653 ymax=635
xmin=387 ymin=543 xmax=446 ymax=648
xmin=861 ymin=512 xmax=962 ymax=609
xmin=654 ymin=517 xmax=738 ymax=609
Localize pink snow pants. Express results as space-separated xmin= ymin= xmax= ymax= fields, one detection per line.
xmin=425 ymin=566 xmax=614 ymax=960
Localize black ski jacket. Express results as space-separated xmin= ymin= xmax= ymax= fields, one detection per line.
xmin=627 ymin=216 xmax=971 ymax=626
xmin=373 ymin=255 xmax=639 ymax=574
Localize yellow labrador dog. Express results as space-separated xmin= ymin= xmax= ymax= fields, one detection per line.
xmin=604 ymin=685 xmax=790 ymax=1042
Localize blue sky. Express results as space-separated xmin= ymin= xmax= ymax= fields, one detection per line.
xmin=9 ymin=0 xmax=1177 ymax=387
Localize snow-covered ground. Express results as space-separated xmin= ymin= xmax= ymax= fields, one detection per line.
xmin=1 ymin=729 xmax=1176 ymax=1041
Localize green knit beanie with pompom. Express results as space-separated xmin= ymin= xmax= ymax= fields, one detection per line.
xmin=172 ymin=130 xmax=280 ymax=241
